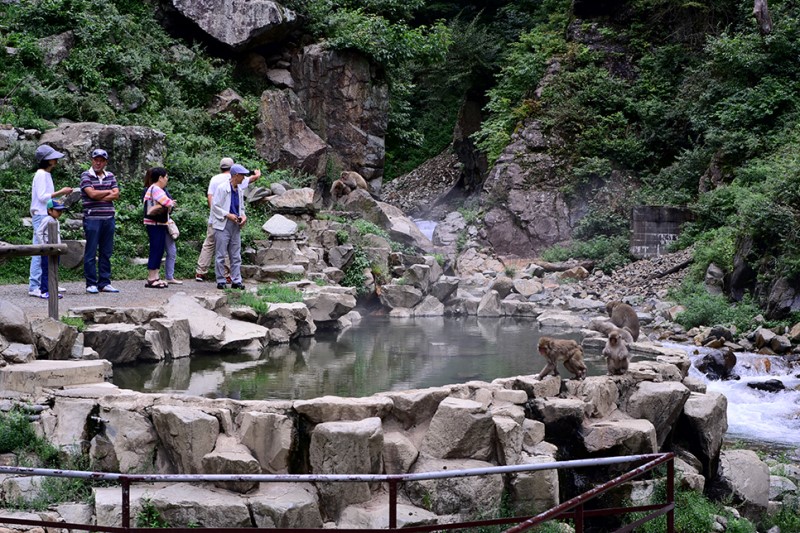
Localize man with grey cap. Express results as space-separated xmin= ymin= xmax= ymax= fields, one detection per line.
xmin=195 ymin=157 xmax=259 ymax=282
xmin=80 ymin=148 xmax=120 ymax=294
xmin=211 ymin=163 xmax=255 ymax=290
xmin=28 ymin=145 xmax=72 ymax=297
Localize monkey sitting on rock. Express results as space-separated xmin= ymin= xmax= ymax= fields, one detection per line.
xmin=536 ymin=336 xmax=587 ymax=380
xmin=330 ymin=171 xmax=369 ymax=203
xmin=602 ymin=329 xmax=630 ymax=375
xmin=606 ymin=300 xmax=640 ymax=341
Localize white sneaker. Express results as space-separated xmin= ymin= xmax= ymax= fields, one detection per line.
xmin=100 ymin=285 xmax=120 ymax=293
xmin=28 ymin=289 xmax=42 ymax=298
xmin=86 ymin=285 xmax=99 ymax=294
xmin=58 ymin=286 xmax=66 ymax=292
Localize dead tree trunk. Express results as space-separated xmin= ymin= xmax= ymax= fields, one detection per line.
xmin=753 ymin=0 xmax=773 ymax=36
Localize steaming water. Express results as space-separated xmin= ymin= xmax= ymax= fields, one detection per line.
xmin=413 ymin=219 xmax=437 ymax=241
xmin=672 ymin=343 xmax=800 ymax=447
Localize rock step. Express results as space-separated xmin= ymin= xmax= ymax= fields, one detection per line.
xmin=0 ymin=360 xmax=112 ymax=393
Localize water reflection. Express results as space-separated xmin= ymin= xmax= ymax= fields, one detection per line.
xmin=113 ymin=316 xmax=607 ymax=400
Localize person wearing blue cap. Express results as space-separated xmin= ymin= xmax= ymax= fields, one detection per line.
xmin=36 ymin=199 xmax=68 ymax=300
xmin=28 ymin=144 xmax=72 ymax=297
xmin=80 ymin=148 xmax=121 ymax=294
xmin=210 ymin=163 xmax=255 ymax=290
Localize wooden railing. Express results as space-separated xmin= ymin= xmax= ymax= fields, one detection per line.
xmin=0 ymin=223 xmax=67 ymax=319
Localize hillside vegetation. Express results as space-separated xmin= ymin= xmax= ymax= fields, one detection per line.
xmin=1 ymin=0 xmax=799 ymax=320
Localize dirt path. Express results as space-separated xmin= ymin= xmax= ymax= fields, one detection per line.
xmin=0 ymin=279 xmax=224 ymax=320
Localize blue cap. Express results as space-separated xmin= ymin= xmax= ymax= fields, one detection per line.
xmin=230 ymin=163 xmax=250 ymax=175
xmin=91 ymin=148 xmax=108 ymax=159
xmin=47 ymin=199 xmax=67 ymax=211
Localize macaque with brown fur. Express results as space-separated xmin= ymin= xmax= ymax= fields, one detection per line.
xmin=602 ymin=329 xmax=630 ymax=375
xmin=537 ymin=337 xmax=587 ymax=380
xmin=330 ymin=171 xmax=370 ymax=204
xmin=606 ymin=301 xmax=640 ymax=341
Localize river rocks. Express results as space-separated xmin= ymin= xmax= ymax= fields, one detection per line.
xmin=202 ymin=435 xmax=262 ymax=494
xmin=430 ymin=276 xmax=459 ymax=302
xmin=710 ymin=450 xmax=769 ymax=519
xmin=309 ymin=417 xmax=383 ymax=518
xmin=295 ymin=395 xmax=393 ymax=423
xmin=151 ymin=406 xmax=220 ymax=474
xmin=477 ymin=290 xmax=502 ymax=317
xmin=0 ymin=300 xmax=34 ymax=345
xmin=405 ymin=455 xmax=503 ymax=515
xmin=747 ymin=379 xmax=785 ymax=392
xmin=83 ymin=324 xmax=149 ymax=364
xmin=421 ymin=397 xmax=493 ymax=460
xmin=583 ymin=418 xmax=658 ymax=455
xmin=237 ymin=411 xmax=294 ymax=473
xmin=378 ymin=387 xmax=450 ymax=429
xmin=249 ymin=483 xmax=323 ymax=528
xmin=380 ymin=284 xmax=424 ymax=309
xmin=675 ymin=392 xmax=727 ymax=479
xmin=623 ymin=381 xmax=691 ymax=448
xmin=32 ymin=318 xmax=77 ymax=360
xmin=149 ymin=484 xmax=252 ymax=528
xmin=166 ymin=0 xmax=296 ymax=49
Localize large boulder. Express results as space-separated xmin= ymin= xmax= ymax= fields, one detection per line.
xmin=302 ymin=287 xmax=357 ymax=323
xmin=623 ymin=381 xmax=691 ymax=449
xmin=675 ymin=392 xmax=727 ymax=479
xmin=309 ymin=417 xmax=383 ymax=519
xmin=151 ymin=406 xmax=220 ymax=474
xmin=257 ymin=302 xmax=316 ymax=343
xmin=249 ymin=483 xmax=323 ymax=528
xmin=291 ymin=44 xmax=389 ymax=181
xmin=405 ymin=455 xmax=503 ymax=516
xmin=295 ymin=396 xmax=393 ymax=424
xmin=148 ymin=484 xmax=252 ymax=528
xmin=343 ymin=191 xmax=432 ymax=251
xmin=31 ymin=318 xmax=78 ymax=360
xmin=378 ymin=387 xmax=451 ymax=429
xmin=237 ymin=411 xmax=294 ymax=473
xmin=432 ymin=211 xmax=466 ymax=249
xmin=89 ymin=402 xmax=158 ymax=473
xmin=201 ymin=435 xmax=262 ymax=494
xmin=267 ymin=187 xmax=317 ymax=215
xmin=82 ymin=324 xmax=148 ymax=364
xmin=379 ymin=284 xmax=424 ymax=309
xmin=709 ymin=450 xmax=769 ymax=519
xmin=421 ymin=397 xmax=494 ymax=460
xmin=0 ymin=300 xmax=34 ymax=345
xmin=583 ymin=419 xmax=658 ymax=455
xmin=40 ymin=122 xmax=166 ymax=184
xmin=508 ymin=452 xmax=560 ymax=515
xmin=256 ymin=89 xmax=327 ymax=176
xmin=166 ymin=0 xmax=296 ymax=49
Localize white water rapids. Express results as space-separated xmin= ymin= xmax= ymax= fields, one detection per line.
xmin=413 ymin=219 xmax=437 ymax=241
xmin=669 ymin=343 xmax=800 ymax=447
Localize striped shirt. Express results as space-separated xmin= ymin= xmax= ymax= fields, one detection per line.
xmin=80 ymin=168 xmax=118 ymax=219
xmin=142 ymin=185 xmax=175 ymax=226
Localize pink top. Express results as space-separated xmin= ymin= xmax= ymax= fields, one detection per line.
xmin=143 ymin=185 xmax=175 ymax=226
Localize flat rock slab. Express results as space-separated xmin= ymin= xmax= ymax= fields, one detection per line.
xmin=0 ymin=359 xmax=111 ymax=393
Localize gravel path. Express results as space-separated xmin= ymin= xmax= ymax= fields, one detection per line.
xmin=0 ymin=278 xmax=224 ymax=320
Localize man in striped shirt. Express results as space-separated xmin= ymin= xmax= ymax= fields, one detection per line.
xmin=80 ymin=148 xmax=120 ymax=294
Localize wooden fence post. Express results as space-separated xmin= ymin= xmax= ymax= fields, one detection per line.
xmin=46 ymin=223 xmax=59 ymax=320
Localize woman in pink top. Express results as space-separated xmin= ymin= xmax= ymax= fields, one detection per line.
xmin=142 ymin=167 xmax=175 ymax=288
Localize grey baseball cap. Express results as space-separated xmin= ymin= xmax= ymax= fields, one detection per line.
xmin=230 ymin=163 xmax=250 ymax=175
xmin=91 ymin=148 xmax=108 ymax=159
xmin=220 ymin=157 xmax=234 ymax=169
xmin=35 ymin=145 xmax=65 ymax=163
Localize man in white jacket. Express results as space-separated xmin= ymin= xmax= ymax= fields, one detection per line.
xmin=211 ymin=163 xmax=251 ymax=290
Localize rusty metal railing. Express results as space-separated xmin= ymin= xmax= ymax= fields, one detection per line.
xmin=0 ymin=452 xmax=673 ymax=532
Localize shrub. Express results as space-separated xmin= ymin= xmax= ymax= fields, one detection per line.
xmin=136 ymin=498 xmax=171 ymax=528
xmin=0 ymin=409 xmax=37 ymax=453
xmin=541 ymin=236 xmax=632 ymax=273
xmin=342 ymin=246 xmax=372 ymax=295
xmin=669 ymin=281 xmax=762 ymax=332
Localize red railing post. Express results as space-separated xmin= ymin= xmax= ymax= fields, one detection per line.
xmin=666 ymin=456 xmax=675 ymax=533
xmin=389 ymin=479 xmax=398 ymax=529
xmin=574 ymin=502 xmax=584 ymax=532
xmin=121 ymin=477 xmax=131 ymax=531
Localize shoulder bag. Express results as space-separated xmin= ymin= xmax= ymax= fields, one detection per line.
xmin=144 ymin=186 xmax=169 ymax=223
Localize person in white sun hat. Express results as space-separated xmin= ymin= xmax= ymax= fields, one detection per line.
xmin=28 ymin=144 xmax=72 ymax=297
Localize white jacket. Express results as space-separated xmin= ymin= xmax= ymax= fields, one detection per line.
xmin=210 ymin=180 xmax=246 ymax=231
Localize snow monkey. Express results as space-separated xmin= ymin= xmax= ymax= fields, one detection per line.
xmin=606 ymin=300 xmax=640 ymax=341
xmin=537 ymin=337 xmax=587 ymax=380
xmin=603 ymin=329 xmax=630 ymax=375
xmin=330 ymin=171 xmax=369 ymax=203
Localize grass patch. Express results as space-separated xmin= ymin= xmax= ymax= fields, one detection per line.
xmin=60 ymin=315 xmax=86 ymax=332
xmin=668 ymin=281 xmax=771 ymax=332
xmin=226 ymin=283 xmax=303 ymax=314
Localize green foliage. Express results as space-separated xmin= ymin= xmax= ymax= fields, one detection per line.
xmin=0 ymin=409 xmax=37 ymax=453
xmin=504 ymin=266 xmax=516 ymax=277
xmin=433 ymin=253 xmax=445 ymax=267
xmin=336 ymin=230 xmax=349 ymax=245
xmin=762 ymin=504 xmax=800 ymax=532
xmin=226 ymin=284 xmax=303 ymax=314
xmin=669 ymin=281 xmax=762 ymax=332
xmin=342 ymin=246 xmax=372 ymax=295
xmin=458 ymin=207 xmax=480 ymax=225
xmin=60 ymin=315 xmax=86 ymax=332
xmin=541 ymin=236 xmax=632 ymax=273
xmin=353 ymin=219 xmax=390 ymax=239
xmin=136 ymin=498 xmax=171 ymax=528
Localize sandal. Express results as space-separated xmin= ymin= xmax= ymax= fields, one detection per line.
xmin=144 ymin=279 xmax=168 ymax=289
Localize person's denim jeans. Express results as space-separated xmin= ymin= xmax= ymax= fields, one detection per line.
xmin=165 ymin=232 xmax=177 ymax=280
xmin=28 ymin=214 xmax=45 ymax=292
xmin=146 ymin=225 xmax=167 ymax=271
xmin=83 ymin=217 xmax=115 ymax=289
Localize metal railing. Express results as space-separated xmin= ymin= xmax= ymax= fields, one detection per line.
xmin=0 ymin=452 xmax=673 ymax=532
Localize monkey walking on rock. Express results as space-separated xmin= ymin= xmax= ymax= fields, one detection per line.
xmin=606 ymin=300 xmax=640 ymax=341
xmin=536 ymin=337 xmax=587 ymax=380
